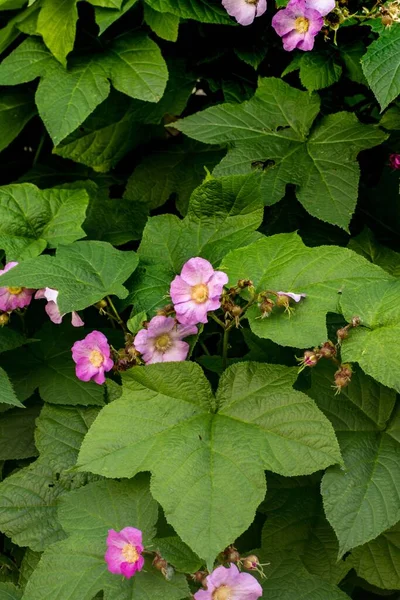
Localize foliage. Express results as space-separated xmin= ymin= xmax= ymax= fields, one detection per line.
xmin=0 ymin=0 xmax=399 ymax=598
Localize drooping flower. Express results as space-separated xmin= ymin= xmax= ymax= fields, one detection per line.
xmin=105 ymin=527 xmax=144 ymax=578
xmin=133 ymin=315 xmax=197 ymax=364
xmin=272 ymin=0 xmax=324 ymax=51
xmin=389 ymin=153 xmax=400 ymax=170
xmin=194 ymin=563 xmax=263 ymax=600
xmin=170 ymin=258 xmax=228 ymax=326
xmin=300 ymin=0 xmax=335 ymax=15
xmin=0 ymin=262 xmax=35 ymax=312
xmin=35 ymin=288 xmax=84 ymax=327
xmin=222 ymin=0 xmax=267 ymax=25
xmin=71 ymin=330 xmax=113 ymax=385
xmin=276 ymin=291 xmax=307 ymax=303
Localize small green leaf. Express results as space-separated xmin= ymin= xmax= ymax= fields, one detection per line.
xmin=144 ymin=0 xmax=232 ymax=24
xmin=352 ymin=523 xmax=400 ymax=590
xmin=340 ymin=41 xmax=367 ymax=85
xmin=0 ymin=90 xmax=36 ymax=154
xmin=127 ymin=310 xmax=147 ymax=335
xmin=0 ymin=367 xmax=23 ymax=408
xmin=153 ymin=537 xmax=203 ymax=573
xmin=36 ymin=0 xmax=78 ymax=66
xmin=362 ymin=24 xmax=400 ymax=110
xmin=0 ymin=329 xmax=28 ymax=354
xmin=0 ymin=241 xmax=138 ymax=313
xmin=0 ymin=583 xmax=22 ymax=600
xmin=144 ymin=4 xmax=180 ymax=41
xmin=294 ymin=51 xmax=343 ymax=92
xmin=348 ymin=228 xmax=400 ymax=277
xmin=94 ymin=0 xmax=138 ymax=34
xmin=0 ymin=404 xmax=40 ymax=460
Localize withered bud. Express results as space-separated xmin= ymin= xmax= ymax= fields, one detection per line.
xmin=126 ymin=345 xmax=140 ymax=359
xmin=96 ymin=299 xmax=108 ymax=309
xmin=237 ymin=279 xmax=253 ymax=289
xmin=153 ymin=553 xmax=168 ymax=572
xmin=227 ymin=287 xmax=238 ymax=298
xmin=275 ymin=294 xmax=290 ymax=308
xmin=191 ymin=570 xmax=208 ymax=586
xmin=319 ymin=341 xmax=337 ymax=359
xmin=336 ymin=327 xmax=349 ymax=341
xmin=231 ymin=305 xmax=243 ymax=318
xmin=259 ymin=298 xmax=274 ymax=318
xmin=0 ymin=313 xmax=9 ymax=326
xmin=350 ymin=316 xmax=361 ymax=328
xmin=242 ymin=555 xmax=260 ymax=570
xmin=222 ymin=299 xmax=235 ymax=314
xmin=303 ymin=350 xmax=319 ymax=367
xmin=382 ymin=13 xmax=393 ymax=25
xmin=222 ymin=545 xmax=241 ymax=563
xmin=333 ymin=363 xmax=353 ymax=394
xmin=156 ymin=304 xmax=175 ymax=317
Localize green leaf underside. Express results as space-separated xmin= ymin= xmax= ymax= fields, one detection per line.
xmin=0 ymin=90 xmax=36 ymax=154
xmin=0 ymin=34 xmax=168 ymax=144
xmin=352 ymin=523 xmax=400 ymax=590
xmin=77 ymin=362 xmax=341 ymax=564
xmin=23 ymin=478 xmax=189 ymax=600
xmin=144 ymin=0 xmax=233 ymax=24
xmin=175 ymin=78 xmax=387 ymax=230
xmin=0 ymin=241 xmax=138 ymax=313
xmin=309 ymin=362 xmax=400 ymax=557
xmin=36 ymin=0 xmax=78 ymax=67
xmin=362 ymin=24 xmax=400 ymax=110
xmin=341 ymin=279 xmax=400 ymax=391
xmin=220 ymin=231 xmax=391 ymax=348
xmin=144 ymin=4 xmax=180 ymax=42
xmin=0 ymin=183 xmax=89 ymax=261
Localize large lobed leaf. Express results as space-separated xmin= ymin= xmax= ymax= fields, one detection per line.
xmin=77 ymin=361 xmax=341 ymax=565
xmin=175 ymin=77 xmax=387 ymax=230
xmin=362 ymin=24 xmax=400 ymax=110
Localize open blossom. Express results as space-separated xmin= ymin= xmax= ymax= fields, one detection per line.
xmin=300 ymin=0 xmax=335 ymax=15
xmin=134 ymin=315 xmax=197 ymax=364
xmin=0 ymin=262 xmax=34 ymax=312
xmin=272 ymin=0 xmax=324 ymax=51
xmin=35 ymin=288 xmax=84 ymax=327
xmin=222 ymin=0 xmax=267 ymax=25
xmin=194 ymin=563 xmax=263 ymax=600
xmin=71 ymin=330 xmax=113 ymax=385
xmin=170 ymin=258 xmax=228 ymax=326
xmin=105 ymin=527 xmax=144 ymax=578
xmin=389 ymin=153 xmax=400 ymax=170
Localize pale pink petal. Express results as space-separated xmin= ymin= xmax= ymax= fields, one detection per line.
xmin=103 ymin=356 xmax=114 ymax=372
xmin=170 ymin=275 xmax=192 ymax=304
xmin=193 ymin=590 xmax=210 ymax=600
xmin=305 ymin=0 xmax=335 ymax=14
xmin=222 ymin=0 xmax=257 ymax=25
xmin=120 ymin=527 xmax=143 ymax=547
xmin=45 ymin=301 xmax=63 ymax=324
xmin=105 ymin=546 xmax=123 ymax=574
xmin=175 ymin=300 xmax=208 ymax=325
xmin=107 ymin=530 xmax=126 ymax=548
xmin=277 ymin=291 xmax=306 ymax=302
xmin=255 ymin=0 xmax=267 ymax=16
xmin=145 ymin=350 xmax=165 ymax=364
xmin=71 ymin=340 xmax=91 ymax=361
xmin=35 ymin=289 xmax=46 ymax=300
xmin=71 ymin=312 xmax=84 ymax=327
xmin=180 ymin=257 xmax=214 ymax=286
xmin=272 ymin=8 xmax=296 ymax=35
xmin=93 ymin=370 xmax=106 ymax=385
xmin=207 ymin=270 xmax=229 ymax=299
xmin=231 ymin=572 xmax=263 ymax=599
xmin=75 ymin=359 xmax=99 ymax=382
xmin=207 ymin=564 xmax=240 ymax=589
xmin=163 ymin=340 xmax=190 ymax=362
xmin=0 ymin=262 xmax=18 ymax=276
xmin=133 ymin=329 xmax=151 ymax=354
xmin=43 ymin=288 xmax=59 ymax=303
xmin=146 ymin=315 xmax=175 ymax=337
xmin=170 ymin=323 xmax=198 ymax=339
xmin=204 ymin=297 xmax=223 ymax=313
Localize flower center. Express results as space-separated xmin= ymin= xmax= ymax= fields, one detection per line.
xmin=212 ymin=586 xmax=232 ymax=600
xmin=154 ymin=333 xmax=172 ymax=352
xmin=191 ymin=283 xmax=209 ymax=304
xmin=89 ymin=350 xmax=104 ymax=368
xmin=294 ymin=16 xmax=309 ymax=32
xmin=7 ymin=287 xmax=23 ymax=295
xmin=121 ymin=543 xmax=139 ymax=564
xmin=246 ymin=0 xmax=258 ymax=4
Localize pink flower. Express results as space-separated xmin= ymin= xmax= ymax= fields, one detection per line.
xmin=299 ymin=0 xmax=335 ymax=15
xmin=194 ymin=563 xmax=262 ymax=600
xmin=272 ymin=0 xmax=324 ymax=51
xmin=0 ymin=262 xmax=34 ymax=312
xmin=105 ymin=527 xmax=144 ymax=578
xmin=277 ymin=291 xmax=306 ymax=302
xmin=389 ymin=153 xmax=400 ymax=170
xmin=71 ymin=330 xmax=113 ymax=385
xmin=170 ymin=258 xmax=228 ymax=326
xmin=133 ymin=315 xmax=197 ymax=364
xmin=35 ymin=288 xmax=84 ymax=327
xmin=222 ymin=0 xmax=267 ymax=25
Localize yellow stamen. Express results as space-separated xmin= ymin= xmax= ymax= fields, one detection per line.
xmin=89 ymin=350 xmax=104 ymax=367
xmin=7 ymin=287 xmax=23 ymax=295
xmin=121 ymin=543 xmax=139 ymax=563
xmin=191 ymin=283 xmax=209 ymax=304
xmin=213 ymin=585 xmax=232 ymax=600
xmin=154 ymin=333 xmax=172 ymax=352
xmin=294 ymin=16 xmax=310 ymax=32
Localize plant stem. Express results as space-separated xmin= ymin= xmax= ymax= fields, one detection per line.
xmin=210 ymin=312 xmax=226 ymax=329
xmin=200 ymin=341 xmax=211 ymax=356
xmin=33 ymin=131 xmax=46 ymax=166
xmin=106 ymin=296 xmax=127 ymax=332
xmin=222 ymin=327 xmax=230 ymax=370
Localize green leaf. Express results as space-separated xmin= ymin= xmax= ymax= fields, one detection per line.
xmin=352 ymin=523 xmax=400 ymax=590
xmin=77 ymin=362 xmax=341 ymax=564
xmin=93 ymin=0 xmax=138 ymax=34
xmin=36 ymin=0 xmax=78 ymax=66
xmin=0 ymin=324 xmax=105 ymax=406
xmin=380 ymin=103 xmax=400 ymax=129
xmin=0 ymin=3 xmax=39 ymax=56
xmin=84 ymin=195 xmax=149 ymax=245
xmin=87 ymin=0 xmax=124 ymax=7
xmin=0 ymin=183 xmax=89 ymax=261
xmin=0 ymin=91 xmax=36 ymax=154
xmin=0 ymin=583 xmax=22 ymax=600
xmin=0 ymin=34 xmax=168 ymax=144
xmin=175 ymin=78 xmax=386 ymax=230
xmin=340 ymin=41 xmax=367 ymax=85
xmin=0 ymin=367 xmax=23 ymax=408
xmin=0 ymin=241 xmax=138 ymax=313
xmin=348 ymin=227 xmax=400 ymax=277
xmin=127 ymin=310 xmax=147 ymax=335
xmin=362 ymin=24 xmax=400 ymax=110
xmin=124 ymin=140 xmax=226 ymax=214
xmin=288 ymin=51 xmax=343 ymax=92
xmin=153 ymin=537 xmax=203 ymax=573
xmin=341 ymin=279 xmax=400 ymax=391
xmin=261 ymin=478 xmax=352 ymax=583
xmin=144 ymin=4 xmax=179 ymax=42
xmin=144 ymin=0 xmax=232 ymax=24
xmin=220 ymin=232 xmax=390 ymax=348
xmin=19 ymin=550 xmax=42 ymax=590
xmin=0 ymin=404 xmax=40 ymax=460
xmin=0 ymin=328 xmax=27 ymax=354
xmin=23 ymin=478 xmax=189 ymax=600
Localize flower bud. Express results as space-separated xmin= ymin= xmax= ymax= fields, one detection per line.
xmin=231 ymin=305 xmax=242 ymax=318
xmin=333 ymin=363 xmax=353 ymax=394
xmin=227 ymin=287 xmax=238 ymax=298
xmin=96 ymin=299 xmax=108 ymax=309
xmin=156 ymin=304 xmax=175 ymax=317
xmin=242 ymin=555 xmax=259 ymax=570
xmin=191 ymin=570 xmax=208 ymax=586
xmin=0 ymin=313 xmax=9 ymax=326
xmin=336 ymin=327 xmax=349 ymax=342
xmin=258 ymin=298 xmax=274 ymax=318
xmin=319 ymin=341 xmax=336 ymax=359
xmin=389 ymin=153 xmax=400 ymax=170
xmin=382 ymin=13 xmax=393 ymax=25
xmin=351 ymin=316 xmax=361 ymax=328
xmin=237 ymin=279 xmax=253 ymax=289
xmin=303 ymin=350 xmax=319 ymax=367
xmin=222 ymin=545 xmax=241 ymax=563
xmin=153 ymin=553 xmax=168 ymax=572
xmin=275 ymin=295 xmax=290 ymax=308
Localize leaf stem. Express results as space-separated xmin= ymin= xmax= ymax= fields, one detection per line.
xmin=222 ymin=327 xmax=230 ymax=370
xmin=210 ymin=312 xmax=226 ymax=329
xmin=106 ymin=296 xmax=127 ymax=332
xmin=33 ymin=130 xmax=46 ymax=166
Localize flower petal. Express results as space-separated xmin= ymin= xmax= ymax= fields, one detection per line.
xmin=180 ymin=257 xmax=215 ymax=286
xmin=163 ymin=340 xmax=190 ymax=362
xmin=146 ymin=315 xmax=175 ymax=337
xmin=222 ymin=0 xmax=257 ymax=25
xmin=175 ymin=300 xmax=208 ymax=325
xmin=45 ymin=301 xmax=63 ymax=324
xmin=170 ymin=275 xmax=192 ymax=305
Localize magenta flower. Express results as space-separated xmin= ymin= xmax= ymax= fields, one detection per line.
xmin=272 ymin=0 xmax=324 ymax=51
xmin=105 ymin=527 xmax=144 ymax=578
xmin=35 ymin=288 xmax=84 ymax=327
xmin=277 ymin=291 xmax=306 ymax=302
xmin=0 ymin=262 xmax=34 ymax=312
xmin=71 ymin=330 xmax=113 ymax=385
xmin=194 ymin=563 xmax=263 ymax=600
xmin=133 ymin=315 xmax=197 ymax=364
xmin=222 ymin=0 xmax=267 ymax=25
xmin=170 ymin=258 xmax=228 ymax=326
xmin=300 ymin=0 xmax=335 ymax=15
xmin=389 ymin=153 xmax=400 ymax=170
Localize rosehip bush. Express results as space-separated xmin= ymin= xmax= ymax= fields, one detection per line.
xmin=0 ymin=1 xmax=399 ymax=599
